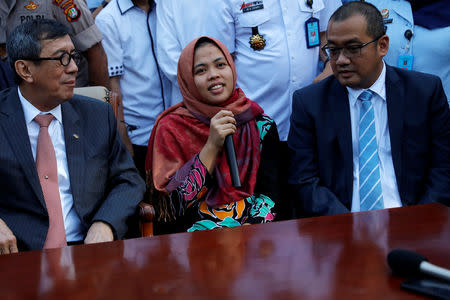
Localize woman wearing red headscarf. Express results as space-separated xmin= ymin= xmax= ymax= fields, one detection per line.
xmin=145 ymin=37 xmax=280 ymax=232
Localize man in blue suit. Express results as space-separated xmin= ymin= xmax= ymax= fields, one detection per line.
xmin=288 ymin=1 xmax=450 ymax=217
xmin=0 ymin=19 xmax=145 ymax=253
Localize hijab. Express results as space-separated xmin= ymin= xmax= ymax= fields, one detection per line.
xmin=145 ymin=36 xmax=264 ymax=208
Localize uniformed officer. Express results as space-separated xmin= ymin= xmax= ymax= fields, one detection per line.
xmin=96 ymin=0 xmax=170 ymax=177
xmin=215 ymin=0 xmax=341 ymax=142
xmin=0 ymin=0 xmax=109 ymax=87
xmin=366 ymin=0 xmax=450 ymax=103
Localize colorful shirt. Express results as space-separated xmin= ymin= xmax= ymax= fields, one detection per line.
xmin=168 ymin=114 xmax=278 ymax=232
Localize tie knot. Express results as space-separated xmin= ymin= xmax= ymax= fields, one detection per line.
xmin=358 ymin=90 xmax=374 ymax=102
xmin=34 ymin=114 xmax=54 ymax=127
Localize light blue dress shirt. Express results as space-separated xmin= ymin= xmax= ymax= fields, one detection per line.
xmin=368 ymin=0 xmax=450 ymax=103
xmin=96 ymin=0 xmax=169 ymax=146
xmin=86 ymin=0 xmax=104 ymax=9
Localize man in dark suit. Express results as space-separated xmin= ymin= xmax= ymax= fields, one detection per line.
xmin=0 ymin=19 xmax=145 ymax=253
xmin=288 ymin=1 xmax=450 ymax=217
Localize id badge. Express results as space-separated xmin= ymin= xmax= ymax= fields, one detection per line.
xmin=305 ymin=17 xmax=320 ymax=48
xmin=398 ymin=54 xmax=413 ymax=70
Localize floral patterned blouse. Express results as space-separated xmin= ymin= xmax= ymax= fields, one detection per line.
xmin=166 ymin=114 xmax=280 ymax=232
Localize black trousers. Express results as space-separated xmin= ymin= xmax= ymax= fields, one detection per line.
xmin=277 ymin=141 xmax=297 ymax=221
xmin=132 ymin=144 xmax=147 ymax=180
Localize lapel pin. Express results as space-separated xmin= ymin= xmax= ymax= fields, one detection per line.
xmin=73 ymin=134 xmax=79 ymax=139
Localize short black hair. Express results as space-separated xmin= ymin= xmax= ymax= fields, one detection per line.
xmin=6 ymin=19 xmax=70 ymax=83
xmin=194 ymin=37 xmax=218 ymax=51
xmin=329 ymin=1 xmax=385 ymax=39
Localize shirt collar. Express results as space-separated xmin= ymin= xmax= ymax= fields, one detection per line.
xmin=347 ymin=61 xmax=386 ymax=106
xmin=18 ymin=87 xmax=63 ymax=125
xmin=118 ymin=0 xmax=135 ymax=14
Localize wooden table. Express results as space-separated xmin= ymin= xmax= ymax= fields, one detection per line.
xmin=1 ymin=203 xmax=449 ymax=300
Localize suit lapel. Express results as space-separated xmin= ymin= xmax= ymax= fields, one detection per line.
xmin=61 ymin=100 xmax=84 ymax=204
xmin=385 ymin=66 xmax=404 ymax=193
xmin=330 ymin=80 xmax=354 ymax=207
xmin=0 ymin=88 xmax=46 ymax=207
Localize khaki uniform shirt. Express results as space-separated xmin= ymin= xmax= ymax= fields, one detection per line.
xmin=0 ymin=0 xmax=103 ymax=86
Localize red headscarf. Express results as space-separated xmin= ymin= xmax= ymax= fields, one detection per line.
xmin=145 ymin=36 xmax=263 ymax=207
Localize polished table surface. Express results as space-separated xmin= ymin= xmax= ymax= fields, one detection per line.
xmin=1 ymin=203 xmax=449 ymax=300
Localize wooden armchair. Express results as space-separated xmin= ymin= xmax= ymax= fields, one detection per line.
xmin=74 ymin=86 xmax=155 ymax=237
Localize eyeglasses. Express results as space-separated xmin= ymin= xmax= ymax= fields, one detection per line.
xmin=322 ymin=36 xmax=381 ymax=60
xmin=30 ymin=51 xmax=81 ymax=66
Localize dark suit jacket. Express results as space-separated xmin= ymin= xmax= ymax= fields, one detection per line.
xmin=0 ymin=88 xmax=145 ymax=251
xmin=288 ymin=65 xmax=450 ymax=217
xmin=0 ymin=60 xmax=16 ymax=91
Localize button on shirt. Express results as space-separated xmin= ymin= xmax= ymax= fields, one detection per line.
xmin=347 ymin=63 xmax=402 ymax=212
xmin=368 ymin=0 xmax=450 ymax=102
xmin=216 ymin=0 xmax=341 ymax=140
xmin=96 ymin=0 xmax=167 ymax=146
xmin=18 ymin=88 xmax=84 ymax=242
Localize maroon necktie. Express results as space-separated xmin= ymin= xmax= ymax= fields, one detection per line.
xmin=34 ymin=114 xmax=67 ymax=249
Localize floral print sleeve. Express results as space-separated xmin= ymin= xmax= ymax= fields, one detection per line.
xmin=167 ymin=155 xmax=213 ymax=217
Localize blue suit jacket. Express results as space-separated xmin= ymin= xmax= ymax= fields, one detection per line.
xmin=0 ymin=88 xmax=145 ymax=251
xmin=288 ymin=65 xmax=450 ymax=217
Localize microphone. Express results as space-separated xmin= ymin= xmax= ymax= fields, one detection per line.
xmin=224 ymin=135 xmax=241 ymax=187
xmin=387 ymin=249 xmax=450 ymax=282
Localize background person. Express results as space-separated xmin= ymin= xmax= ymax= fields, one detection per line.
xmin=366 ymin=0 xmax=450 ymax=103
xmin=95 ymin=0 xmax=169 ymax=177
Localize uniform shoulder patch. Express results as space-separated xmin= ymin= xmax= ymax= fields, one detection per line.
xmin=52 ymin=0 xmax=81 ymax=22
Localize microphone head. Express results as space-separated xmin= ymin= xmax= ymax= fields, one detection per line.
xmin=387 ymin=249 xmax=428 ymax=276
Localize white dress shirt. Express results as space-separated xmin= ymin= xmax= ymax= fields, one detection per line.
xmin=96 ymin=0 xmax=169 ymax=146
xmin=18 ymin=88 xmax=84 ymax=242
xmin=347 ymin=63 xmax=402 ymax=211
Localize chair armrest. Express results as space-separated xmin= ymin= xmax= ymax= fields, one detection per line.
xmin=138 ymin=201 xmax=155 ymax=237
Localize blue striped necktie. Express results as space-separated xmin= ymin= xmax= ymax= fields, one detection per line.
xmin=358 ymin=90 xmax=384 ymax=211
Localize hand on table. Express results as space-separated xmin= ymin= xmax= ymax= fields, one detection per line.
xmin=0 ymin=218 xmax=18 ymax=254
xmin=84 ymin=221 xmax=114 ymax=244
